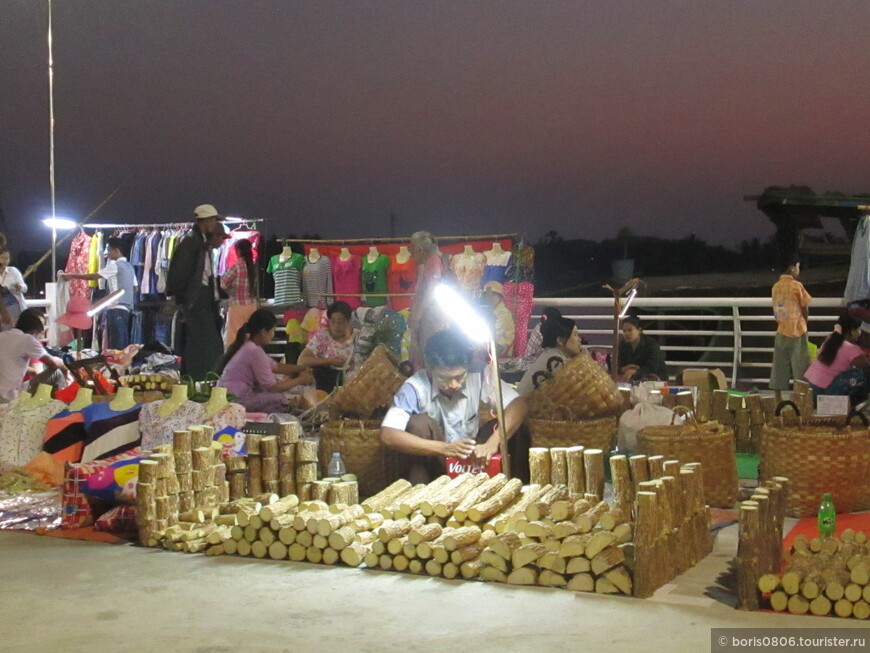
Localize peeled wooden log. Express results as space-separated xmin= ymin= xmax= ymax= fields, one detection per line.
xmin=450 ymin=530 xmax=495 ymax=563
xmin=461 ymin=560 xmax=486 ymax=579
xmin=565 ymin=446 xmax=585 ymax=495
xmin=567 ymin=573 xmax=594 ymax=592
xmin=261 ymin=457 xmax=279 ymax=485
xmin=550 ymin=448 xmax=568 ymax=486
xmin=604 ymin=567 xmax=633 ymax=594
xmin=585 ymin=531 xmax=619 ymax=559
xmin=397 ymin=476 xmax=451 ymax=517
xmin=467 ymin=478 xmax=523 ymax=523
xmin=361 ymin=479 xmax=413 ymax=513
xmin=295 ymin=439 xmax=319 ymax=463
xmin=329 ymin=481 xmax=359 ymax=506
xmin=609 ymin=454 xmax=634 ymax=510
xmin=310 ymin=480 xmax=332 ymax=503
xmin=480 ymin=550 xmax=509 ymax=572
xmin=629 ymin=455 xmax=649 ymax=485
xmin=306 ymin=546 xmax=324 ymax=564
xmin=138 ymin=459 xmax=158 ymax=485
xmin=479 ymin=566 xmax=507 ymax=583
xmin=647 ymin=455 xmax=665 ymax=479
xmin=507 ymin=568 xmax=538 ymax=585
xmin=590 ymin=545 xmax=626 ymax=575
xmin=409 ymin=523 xmax=443 ymax=546
xmin=521 ymin=520 xmax=553 ymax=539
xmin=433 ymin=474 xmax=489 ymax=519
xmin=171 ymin=429 xmax=192 ymax=452
xmin=538 ymin=552 xmax=567 ymax=574
xmin=583 ymin=449 xmax=605 ymax=500
xmin=296 ymin=462 xmax=318 ymax=484
xmin=572 ymin=501 xmax=609 ymax=533
xmin=192 ymin=447 xmax=212 ymax=473
xmin=529 ymin=448 xmax=551 ymax=485
xmin=418 ymin=473 xmax=474 ymax=516
xmin=538 ymin=570 xmax=567 ymax=587
xmin=489 ymin=531 xmax=523 ymax=560
xmin=525 ymin=485 xmax=569 ymax=522
xmin=416 ymin=528 xmax=456 ymax=559
xmin=452 ymin=474 xmax=508 ymax=521
xmin=278 ymin=420 xmax=302 ymax=444
xmin=259 ymin=495 xmax=300 ymax=522
xmin=339 ymin=541 xmax=370 ymax=567
xmin=259 ymin=435 xmax=279 ymax=459
xmin=512 ymin=542 xmax=549 ymax=569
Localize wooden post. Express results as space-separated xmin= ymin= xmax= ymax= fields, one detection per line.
xmin=737 ymin=502 xmax=761 ymax=610
xmin=583 ymin=449 xmax=605 ymax=501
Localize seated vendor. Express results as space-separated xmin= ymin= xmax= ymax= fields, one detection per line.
xmin=0 ymin=309 xmax=68 ymax=402
xmin=804 ymin=313 xmax=870 ymax=404
xmin=379 ymin=327 xmax=530 ymax=483
xmin=298 ymin=301 xmax=356 ymax=392
xmin=618 ymin=315 xmax=668 ymax=381
xmin=217 ymin=309 xmax=313 ymax=412
xmin=517 ymin=316 xmax=583 ymax=396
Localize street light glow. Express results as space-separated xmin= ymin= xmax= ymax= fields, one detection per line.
xmin=42 ymin=217 xmax=77 ymax=230
xmin=433 ymin=283 xmax=492 ymax=343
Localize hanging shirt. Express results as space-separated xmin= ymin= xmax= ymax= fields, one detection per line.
xmin=267 ymin=253 xmax=305 ymax=306
xmin=331 ymin=256 xmax=362 ymax=309
xmin=388 ymin=255 xmax=417 ymax=311
xmin=302 ymin=255 xmax=334 ymax=308
xmin=481 ymin=249 xmax=513 ymax=286
xmin=450 ymin=251 xmax=486 ymax=293
xmin=361 ymin=254 xmax=390 ymax=307
xmin=64 ymin=231 xmax=92 ymax=299
xmin=88 ymin=232 xmax=102 ymax=288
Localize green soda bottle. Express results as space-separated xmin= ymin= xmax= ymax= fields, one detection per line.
xmin=817 ymin=492 xmax=836 ymax=539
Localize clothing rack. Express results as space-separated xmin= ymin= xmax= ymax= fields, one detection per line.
xmin=279 ymin=232 xmax=520 ymax=244
xmin=83 ymin=218 xmax=264 ymax=229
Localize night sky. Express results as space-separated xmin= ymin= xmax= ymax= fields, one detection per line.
xmin=3 ymin=1 xmax=870 ymax=254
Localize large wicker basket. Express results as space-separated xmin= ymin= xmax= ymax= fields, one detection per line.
xmin=759 ymin=411 xmax=870 ymax=517
xmin=331 ymin=345 xmax=405 ymax=419
xmin=529 ymin=415 xmax=618 ymax=452
xmin=637 ymin=418 xmax=738 ymax=508
xmin=527 ymin=350 xmax=623 ymax=419
xmin=318 ymin=419 xmax=397 ymax=498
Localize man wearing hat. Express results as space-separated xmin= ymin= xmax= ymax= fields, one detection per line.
xmin=482 ymin=281 xmax=515 ymax=357
xmin=166 ymin=204 xmax=225 ymax=380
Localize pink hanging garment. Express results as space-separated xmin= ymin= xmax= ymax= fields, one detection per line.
xmin=503 ymin=280 xmax=534 ymax=357
xmin=331 ymin=256 xmax=362 ymax=309
xmin=64 ymin=231 xmax=92 ymax=298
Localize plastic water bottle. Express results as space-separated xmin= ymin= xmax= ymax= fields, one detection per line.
xmin=328 ymin=452 xmax=346 ymax=477
xmin=817 ymin=492 xmax=836 ymax=539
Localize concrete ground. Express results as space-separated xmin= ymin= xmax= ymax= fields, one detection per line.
xmin=1 ymin=523 xmax=866 ymax=653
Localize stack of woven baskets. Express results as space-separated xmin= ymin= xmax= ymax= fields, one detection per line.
xmin=318 ymin=345 xmax=405 ymax=497
xmin=525 ymin=350 xmax=624 ymax=452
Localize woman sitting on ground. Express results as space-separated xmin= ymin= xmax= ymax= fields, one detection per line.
xmin=217 ymin=309 xmax=312 ymax=412
xmin=298 ymin=301 xmax=357 ymax=392
xmin=517 ymin=316 xmax=583 ymax=396
xmin=618 ymin=315 xmax=668 ymax=381
xmin=804 ymin=313 xmax=870 ymax=404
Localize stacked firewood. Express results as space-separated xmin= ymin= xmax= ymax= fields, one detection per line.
xmin=141 ymin=454 xmax=713 ymax=599
xmin=735 ymin=476 xmax=790 ymax=610
xmin=136 ymin=426 xmax=228 ymax=545
xmin=629 ymin=454 xmax=712 ymax=597
xmin=755 ymin=529 xmax=870 ymax=619
xmin=528 ymin=446 xmax=604 ymax=499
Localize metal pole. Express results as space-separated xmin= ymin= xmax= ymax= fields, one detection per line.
xmin=47 ymin=0 xmax=57 ymax=274
xmin=488 ymin=339 xmax=511 ymax=479
xmin=51 ymin=227 xmax=57 ymax=279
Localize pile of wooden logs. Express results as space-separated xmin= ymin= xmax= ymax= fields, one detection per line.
xmin=528 ymin=446 xmax=604 ymax=500
xmin=141 ymin=451 xmax=714 ymax=599
xmin=624 ymin=454 xmax=712 ymax=597
xmin=735 ymin=476 xmax=789 ymax=610
xmin=753 ymin=527 xmax=870 ymax=619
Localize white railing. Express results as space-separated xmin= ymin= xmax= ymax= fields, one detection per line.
xmin=533 ymin=296 xmax=845 ymax=389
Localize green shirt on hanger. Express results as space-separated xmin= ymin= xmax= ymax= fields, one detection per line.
xmin=361 ymin=254 xmax=390 ymax=307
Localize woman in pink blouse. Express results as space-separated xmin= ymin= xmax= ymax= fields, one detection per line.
xmin=220 ymin=239 xmax=258 ymax=348
xmin=298 ymin=301 xmax=357 ymax=392
xmin=217 ymin=309 xmax=312 ymax=412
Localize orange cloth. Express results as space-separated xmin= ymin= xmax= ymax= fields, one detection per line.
xmin=771 ymin=274 xmax=812 ymax=338
xmin=22 ymin=452 xmax=65 ymax=487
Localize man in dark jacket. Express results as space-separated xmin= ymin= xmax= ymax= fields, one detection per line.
xmin=166 ymin=204 xmax=224 ymax=380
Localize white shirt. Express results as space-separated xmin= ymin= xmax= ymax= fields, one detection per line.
xmin=517 ymin=348 xmax=566 ymax=396
xmin=0 ymin=266 xmax=27 ymax=309
xmin=382 ymin=368 xmax=519 ymax=443
xmin=0 ymin=329 xmax=46 ymax=401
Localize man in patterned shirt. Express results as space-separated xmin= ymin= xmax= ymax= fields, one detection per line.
xmin=770 ymin=260 xmax=812 ymax=403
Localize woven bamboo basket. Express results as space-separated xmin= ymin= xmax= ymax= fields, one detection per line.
xmin=331 ymin=345 xmax=406 ymax=419
xmin=526 ymin=350 xmax=623 ymax=419
xmin=318 ymin=419 xmax=397 ymax=498
xmin=759 ymin=410 xmax=870 ymax=517
xmin=637 ymin=417 xmax=738 ymax=508
xmin=529 ymin=415 xmax=618 ymax=452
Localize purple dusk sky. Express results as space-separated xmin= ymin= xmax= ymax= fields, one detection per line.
xmin=3 ymin=0 xmax=870 ymax=251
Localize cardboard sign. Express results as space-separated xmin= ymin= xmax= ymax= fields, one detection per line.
xmin=816 ymin=395 xmax=850 ymax=417
xmin=445 ymin=453 xmax=502 ymax=478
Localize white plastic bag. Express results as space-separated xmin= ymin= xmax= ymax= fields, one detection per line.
xmin=617 ymin=397 xmax=680 ymax=452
